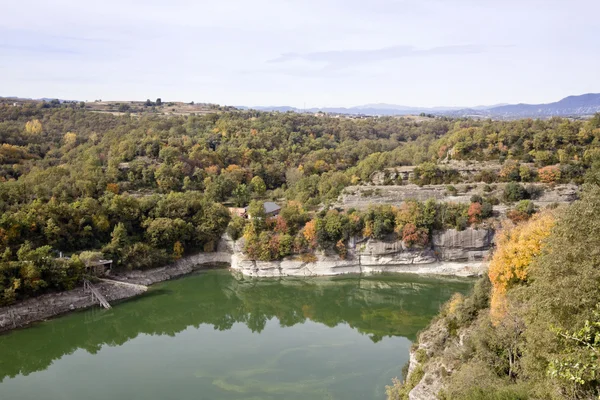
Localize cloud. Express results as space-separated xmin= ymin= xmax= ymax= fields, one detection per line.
xmin=268 ymin=44 xmax=489 ymax=69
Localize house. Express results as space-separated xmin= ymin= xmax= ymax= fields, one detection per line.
xmin=85 ymin=259 xmax=113 ymax=277
xmin=263 ymin=202 xmax=281 ymax=217
xmin=245 ymin=201 xmax=281 ymax=219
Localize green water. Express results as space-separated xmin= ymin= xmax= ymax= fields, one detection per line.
xmin=0 ymin=270 xmax=472 ymax=400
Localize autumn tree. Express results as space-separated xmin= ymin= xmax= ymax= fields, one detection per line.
xmin=25 ymin=119 xmax=42 ymax=135
xmin=488 ymin=212 xmax=555 ymax=323
xmin=538 ymin=165 xmax=561 ymax=184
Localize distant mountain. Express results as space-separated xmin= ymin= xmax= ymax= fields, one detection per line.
xmin=241 ymin=94 xmax=600 ymax=119
xmin=447 ymin=94 xmax=600 ymax=119
xmin=244 ymin=104 xmax=466 ymax=116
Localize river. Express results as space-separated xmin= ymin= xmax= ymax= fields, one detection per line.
xmin=0 ymin=270 xmax=473 ymax=400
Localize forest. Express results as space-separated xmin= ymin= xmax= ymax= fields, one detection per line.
xmin=1 ymin=100 xmax=600 ymax=306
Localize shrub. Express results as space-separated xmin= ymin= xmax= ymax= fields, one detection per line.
xmin=503 ymin=182 xmax=527 ymax=203
xmin=468 ymin=202 xmax=483 ymax=224
xmin=470 ymin=195 xmax=483 ymax=204
xmin=402 ymin=223 xmax=429 ymax=247
xmin=537 ymin=165 xmax=561 ymax=184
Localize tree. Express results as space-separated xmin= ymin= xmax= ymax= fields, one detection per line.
xmin=538 ymin=165 xmax=561 ymax=184
xmin=143 ymin=218 xmax=192 ymax=249
xmin=303 ymin=220 xmax=317 ymax=249
xmin=156 ymin=98 xmax=162 ymax=106
xmin=402 ymin=223 xmax=428 ymax=247
xmin=503 ymin=182 xmax=527 ymax=203
xmin=173 ymin=241 xmax=184 ymax=259
xmin=488 ymin=212 xmax=555 ymax=324
xmin=524 ymin=187 xmax=600 ymax=396
xmin=226 ymin=216 xmax=247 ymax=241
xmin=232 ymin=184 xmax=250 ymax=207
xmin=110 ymin=223 xmax=129 ymax=247
xmin=468 ymin=202 xmax=482 ymax=224
xmin=25 ymin=119 xmax=43 ymax=135
xmin=78 ymin=251 xmax=104 ymax=266
xmin=250 ymin=176 xmax=266 ymax=196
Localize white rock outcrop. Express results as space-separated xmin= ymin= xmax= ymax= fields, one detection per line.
xmin=229 ymin=228 xmax=493 ymax=278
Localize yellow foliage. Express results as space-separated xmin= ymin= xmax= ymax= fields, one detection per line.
xmin=446 ymin=293 xmax=465 ymax=317
xmin=64 ymin=132 xmax=77 ymax=146
xmin=25 ymin=119 xmax=42 ymax=135
xmin=488 ymin=212 xmax=555 ymax=323
xmin=173 ymin=241 xmax=184 ymax=259
xmin=363 ymin=220 xmax=373 ymax=238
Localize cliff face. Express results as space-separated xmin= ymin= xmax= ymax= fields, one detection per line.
xmin=230 ymin=228 xmax=494 ymax=278
xmin=337 ymin=183 xmax=578 ymax=210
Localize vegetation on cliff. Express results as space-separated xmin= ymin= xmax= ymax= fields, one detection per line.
xmin=388 ymin=185 xmax=600 ymax=400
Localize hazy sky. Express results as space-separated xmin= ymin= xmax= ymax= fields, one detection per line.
xmin=1 ymin=0 xmax=599 ymax=107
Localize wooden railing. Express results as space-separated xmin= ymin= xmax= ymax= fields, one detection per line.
xmin=83 ymin=279 xmax=111 ymax=309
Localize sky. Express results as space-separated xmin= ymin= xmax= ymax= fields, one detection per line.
xmin=1 ymin=0 xmax=599 ymax=108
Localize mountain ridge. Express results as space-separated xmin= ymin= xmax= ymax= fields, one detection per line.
xmin=242 ymin=93 xmax=600 ymax=119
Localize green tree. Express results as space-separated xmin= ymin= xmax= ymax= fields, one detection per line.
xmin=250 ymin=176 xmax=267 ymax=196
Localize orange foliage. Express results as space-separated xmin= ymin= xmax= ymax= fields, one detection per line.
xmin=401 ymin=223 xmax=429 ymax=247
xmin=273 ymin=215 xmax=288 ymax=234
xmin=205 ymin=165 xmax=220 ymax=175
xmin=506 ymin=209 xmax=529 ymax=224
xmin=336 ymin=240 xmax=347 ymax=259
xmin=467 ymin=202 xmax=482 ymax=224
xmin=437 ymin=145 xmax=448 ymax=159
xmin=302 ymin=220 xmax=317 ymax=248
xmin=537 ymin=165 xmax=561 ymax=184
xmin=488 ymin=213 xmax=555 ymax=323
xmin=498 ymin=161 xmax=519 ymax=181
xmin=106 ymin=183 xmax=119 ymax=194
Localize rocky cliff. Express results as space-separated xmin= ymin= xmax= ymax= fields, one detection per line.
xmin=230 ymin=228 xmax=494 ymax=278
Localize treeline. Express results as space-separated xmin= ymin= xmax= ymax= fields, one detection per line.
xmin=409 ymin=160 xmax=582 ymax=186
xmin=387 ymin=185 xmax=600 ymax=399
xmin=0 ymin=191 xmax=229 ymax=305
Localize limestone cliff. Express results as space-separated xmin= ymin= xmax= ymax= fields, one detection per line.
xmin=230 ymin=228 xmax=494 ymax=277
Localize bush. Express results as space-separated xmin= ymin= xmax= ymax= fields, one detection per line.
xmin=503 ymin=182 xmax=527 ymax=203
xmin=537 ymin=165 xmax=561 ymax=184
xmin=470 ymin=195 xmax=483 ymax=204
xmin=386 ymin=364 xmax=425 ymax=400
xmin=226 ymin=216 xmax=247 ymax=241
xmin=481 ymin=202 xmax=494 ymax=219
xmin=525 ymin=184 xmax=543 ymax=200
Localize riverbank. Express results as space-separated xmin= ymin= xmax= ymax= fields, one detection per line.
xmin=0 ymin=229 xmax=492 ymax=333
xmin=0 ymin=251 xmax=233 ymax=334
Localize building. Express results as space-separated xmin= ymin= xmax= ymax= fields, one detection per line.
xmin=245 ymin=201 xmax=281 ymax=219
xmin=85 ymin=259 xmax=113 ymax=277
xmin=263 ymin=202 xmax=281 ymax=217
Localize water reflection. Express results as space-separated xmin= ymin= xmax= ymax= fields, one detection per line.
xmin=0 ymin=271 xmax=472 ymax=384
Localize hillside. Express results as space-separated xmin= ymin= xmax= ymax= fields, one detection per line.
xmin=1 ymin=100 xmax=600 ymax=306
xmin=388 ymin=187 xmax=600 ymax=400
